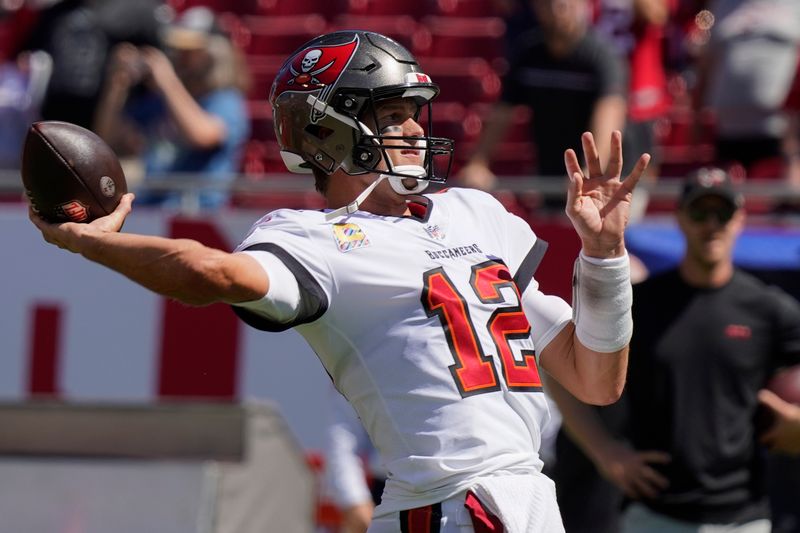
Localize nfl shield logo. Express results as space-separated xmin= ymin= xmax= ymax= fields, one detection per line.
xmin=425 ymin=224 xmax=445 ymax=240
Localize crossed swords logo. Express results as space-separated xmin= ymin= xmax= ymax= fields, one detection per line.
xmin=288 ymin=49 xmax=335 ymax=86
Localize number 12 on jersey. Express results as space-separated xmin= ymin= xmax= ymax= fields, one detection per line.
xmin=421 ymin=260 xmax=542 ymax=398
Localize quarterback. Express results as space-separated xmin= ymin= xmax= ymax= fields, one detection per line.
xmin=31 ymin=31 xmax=649 ymax=532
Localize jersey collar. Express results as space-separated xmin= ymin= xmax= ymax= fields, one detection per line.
xmin=406 ymin=195 xmax=434 ymax=223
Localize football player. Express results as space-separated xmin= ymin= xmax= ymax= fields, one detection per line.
xmin=30 ymin=31 xmax=649 ymax=532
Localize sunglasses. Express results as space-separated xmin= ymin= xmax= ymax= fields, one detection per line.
xmin=686 ymin=205 xmax=736 ymax=224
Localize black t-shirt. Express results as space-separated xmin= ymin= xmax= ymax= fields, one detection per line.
xmin=627 ymin=269 xmax=800 ymax=523
xmin=501 ymin=29 xmax=626 ymax=176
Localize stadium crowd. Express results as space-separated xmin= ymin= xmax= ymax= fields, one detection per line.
xmin=3 ymin=0 xmax=800 ymax=532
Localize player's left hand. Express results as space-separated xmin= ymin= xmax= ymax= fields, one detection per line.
xmin=564 ymin=131 xmax=650 ymax=258
xmin=758 ymin=389 xmax=800 ymax=455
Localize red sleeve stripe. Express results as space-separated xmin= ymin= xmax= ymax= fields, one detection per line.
xmin=464 ymin=491 xmax=505 ymax=532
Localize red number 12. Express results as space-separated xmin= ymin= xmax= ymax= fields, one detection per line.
xmin=421 ymin=261 xmax=542 ymax=397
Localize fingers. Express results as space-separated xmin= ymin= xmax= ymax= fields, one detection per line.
xmin=28 ymin=205 xmax=62 ymax=234
xmin=565 ymin=171 xmax=583 ymax=213
xmin=757 ymin=389 xmax=798 ymax=447
xmin=119 ymin=192 xmax=135 ymax=212
xmin=92 ymin=193 xmax=135 ymax=233
xmin=606 ymin=130 xmax=623 ymax=179
xmin=581 ymin=132 xmax=602 ymax=178
xmin=629 ymin=466 xmax=668 ymax=499
xmin=619 ymin=153 xmax=651 ymax=195
xmin=758 ymin=389 xmax=789 ymax=413
xmin=28 ymin=204 xmax=44 ymax=228
xmin=632 ymin=451 xmax=670 ymax=497
xmin=564 ymin=148 xmax=584 ymax=211
xmin=564 ymin=148 xmax=582 ymax=179
xmin=607 ymin=449 xmax=671 ymax=499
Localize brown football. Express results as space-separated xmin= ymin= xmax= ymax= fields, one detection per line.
xmin=21 ymin=121 xmax=127 ymax=223
xmin=766 ymin=365 xmax=800 ymax=405
xmin=755 ymin=365 xmax=800 ymax=435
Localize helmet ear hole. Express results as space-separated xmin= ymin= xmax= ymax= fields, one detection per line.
xmin=332 ymin=93 xmax=367 ymax=117
xmin=353 ymin=147 xmax=380 ymax=169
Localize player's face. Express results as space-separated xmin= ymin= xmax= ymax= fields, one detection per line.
xmin=367 ymin=97 xmax=426 ymax=169
xmin=678 ymin=196 xmax=744 ymax=268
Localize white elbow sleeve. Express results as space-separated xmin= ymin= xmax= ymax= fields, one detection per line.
xmin=572 ymin=251 xmax=633 ymax=353
xmin=236 ymin=252 xmax=302 ymax=322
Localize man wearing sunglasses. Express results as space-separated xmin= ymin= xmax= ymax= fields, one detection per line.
xmin=549 ymin=167 xmax=800 ymax=533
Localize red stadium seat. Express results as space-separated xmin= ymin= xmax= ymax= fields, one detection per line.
xmin=416 ymin=16 xmax=506 ymax=65
xmin=254 ymin=0 xmax=348 ymax=18
xmin=424 ymin=57 xmax=501 ymax=105
xmin=747 ymin=157 xmax=785 ymax=180
xmin=431 ymin=102 xmax=470 ymax=144
xmin=434 ymin=0 xmax=501 ymax=17
xmin=0 ymin=5 xmax=39 ymax=62
xmin=243 ymin=14 xmax=328 ymax=56
xmin=247 ymin=101 xmax=275 ymax=140
xmin=233 ymin=141 xmax=325 ymax=210
xmin=654 ymin=108 xmax=716 ymax=178
xmin=245 ymin=54 xmax=286 ymax=99
xmin=485 ymin=141 xmax=535 ymax=176
xmin=216 ymin=12 xmax=253 ymax=50
xmin=346 ymin=0 xmax=436 ymax=19
xmin=241 ymin=140 xmax=287 ymax=175
xmin=329 ymin=15 xmax=421 ymax=51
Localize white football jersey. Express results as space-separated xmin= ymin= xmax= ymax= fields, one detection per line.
xmin=234 ymin=188 xmax=572 ymax=515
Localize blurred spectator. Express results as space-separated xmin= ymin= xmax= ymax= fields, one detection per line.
xmin=325 ymin=389 xmax=385 ymax=533
xmin=490 ymin=0 xmax=538 ymax=55
xmin=94 ymin=6 xmax=250 ymax=210
xmin=592 ymin=0 xmax=672 ymax=165
xmin=693 ymin=0 xmax=800 ymax=182
xmin=592 ymin=0 xmax=675 ymax=219
xmin=550 ymin=167 xmax=800 ymax=532
xmin=21 ymin=0 xmax=164 ymax=129
xmin=457 ymin=0 xmax=627 ymax=209
xmin=0 ymin=50 xmax=50 ymax=168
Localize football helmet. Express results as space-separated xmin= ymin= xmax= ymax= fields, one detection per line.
xmin=269 ymin=31 xmax=454 ymax=189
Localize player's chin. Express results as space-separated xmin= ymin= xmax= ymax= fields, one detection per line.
xmin=399 ymin=177 xmax=421 ymax=191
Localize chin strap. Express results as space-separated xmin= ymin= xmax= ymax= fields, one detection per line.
xmin=386 ymin=164 xmax=428 ymax=195
xmin=324 ymin=165 xmax=428 ymax=222
xmin=324 ymin=174 xmax=388 ymax=221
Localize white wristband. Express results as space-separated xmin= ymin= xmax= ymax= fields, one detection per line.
xmin=572 ymin=251 xmax=633 ymax=353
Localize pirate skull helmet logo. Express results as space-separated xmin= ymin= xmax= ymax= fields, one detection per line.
xmin=288 ymin=49 xmax=334 ymax=85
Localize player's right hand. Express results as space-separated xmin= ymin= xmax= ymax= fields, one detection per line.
xmin=595 ymin=440 xmax=671 ymax=500
xmin=29 ymin=193 xmax=135 ymax=254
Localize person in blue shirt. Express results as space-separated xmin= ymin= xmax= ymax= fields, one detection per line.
xmin=94 ymin=7 xmax=250 ymax=210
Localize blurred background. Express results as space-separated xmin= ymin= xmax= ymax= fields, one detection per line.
xmin=0 ymin=0 xmax=798 ymax=532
